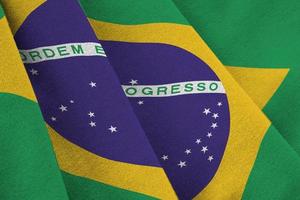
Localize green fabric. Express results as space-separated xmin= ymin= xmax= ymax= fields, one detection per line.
xmin=0 ymin=3 xmax=4 ymax=19
xmin=0 ymin=93 xmax=68 ymax=200
xmin=62 ymin=171 xmax=157 ymax=200
xmin=0 ymin=92 xmax=157 ymax=199
xmin=173 ymin=0 xmax=300 ymax=154
xmin=79 ymin=0 xmax=188 ymax=25
xmin=242 ymin=125 xmax=300 ymax=199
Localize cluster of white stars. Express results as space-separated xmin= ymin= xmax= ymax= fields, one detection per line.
xmin=87 ymin=111 xmax=117 ymax=133
xmin=51 ymin=94 xmax=118 ymax=134
xmin=129 ymin=80 xmax=144 ymax=106
xmin=88 ymin=111 xmax=96 ymax=127
xmin=51 ymin=100 xmax=75 ymax=122
xmin=86 ymin=84 xmax=118 ymax=132
xmin=160 ymin=102 xmax=223 ymax=168
xmin=200 ymin=103 xmax=222 ymax=162
xmin=161 ymin=144 xmax=214 ymax=169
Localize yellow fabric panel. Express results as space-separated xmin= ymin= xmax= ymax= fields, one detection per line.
xmin=89 ymin=20 xmax=271 ymax=200
xmin=226 ymin=66 xmax=289 ymax=109
xmin=47 ymin=125 xmax=177 ymax=200
xmin=0 ymin=17 xmax=36 ymax=101
xmin=0 ymin=0 xmax=45 ymax=34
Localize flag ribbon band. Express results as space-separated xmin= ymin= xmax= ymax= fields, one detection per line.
xmin=122 ymin=81 xmax=225 ymax=97
xmin=19 ymin=42 xmax=106 ymax=63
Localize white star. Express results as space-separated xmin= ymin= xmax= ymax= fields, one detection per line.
xmin=108 ymin=125 xmax=117 ymax=133
xmin=185 ymin=149 xmax=192 ymax=155
xmin=195 ymin=138 xmax=202 ymax=144
xmin=89 ymin=81 xmax=96 ymax=88
xmin=137 ymin=100 xmax=144 ymax=105
xmin=211 ymin=122 xmax=218 ymax=129
xmin=129 ymin=79 xmax=138 ymax=85
xmin=217 ymin=102 xmax=222 ymax=107
xmin=59 ymin=105 xmax=67 ymax=112
xmin=207 ymin=132 xmax=213 ymax=138
xmin=201 ymin=146 xmax=208 ymax=154
xmin=203 ymin=108 xmax=211 ymax=115
xmin=161 ymin=155 xmax=168 ymax=160
xmin=29 ymin=68 xmax=38 ymax=75
xmin=89 ymin=121 xmax=96 ymax=127
xmin=70 ymin=100 xmax=74 ymax=104
xmin=208 ymin=155 xmax=214 ymax=162
xmin=212 ymin=113 xmax=219 ymax=119
xmin=177 ymin=161 xmax=187 ymax=168
xmin=51 ymin=116 xmax=57 ymax=121
xmin=88 ymin=111 xmax=95 ymax=118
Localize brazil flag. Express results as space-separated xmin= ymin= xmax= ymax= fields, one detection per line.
xmin=0 ymin=0 xmax=300 ymax=199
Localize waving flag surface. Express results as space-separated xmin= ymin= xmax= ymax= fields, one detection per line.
xmin=0 ymin=0 xmax=300 ymax=200
xmin=0 ymin=5 xmax=68 ymax=200
xmin=1 ymin=0 xmax=175 ymax=199
xmin=173 ymin=0 xmax=300 ymax=156
xmin=81 ymin=0 xmax=300 ymax=199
